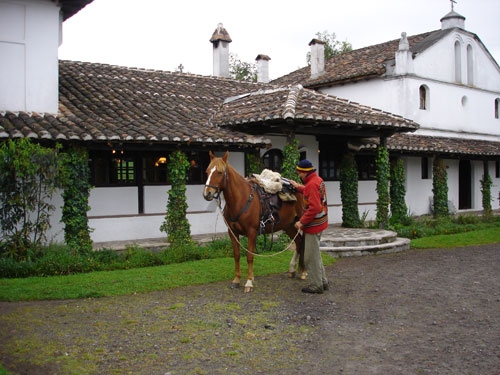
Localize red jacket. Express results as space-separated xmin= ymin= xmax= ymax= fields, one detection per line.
xmin=296 ymin=171 xmax=328 ymax=234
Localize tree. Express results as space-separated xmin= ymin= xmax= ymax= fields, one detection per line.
xmin=229 ymin=53 xmax=257 ymax=82
xmin=0 ymin=139 xmax=63 ymax=259
xmin=306 ymin=31 xmax=352 ymax=64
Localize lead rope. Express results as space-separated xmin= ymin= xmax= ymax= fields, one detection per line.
xmin=215 ymin=197 xmax=301 ymax=257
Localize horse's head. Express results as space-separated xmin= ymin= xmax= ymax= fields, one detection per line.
xmin=203 ymin=151 xmax=229 ymax=201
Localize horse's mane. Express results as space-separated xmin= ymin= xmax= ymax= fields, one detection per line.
xmin=211 ymin=157 xmax=227 ymax=172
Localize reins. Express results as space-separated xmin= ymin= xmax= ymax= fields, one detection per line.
xmin=214 ymin=193 xmax=301 ymax=257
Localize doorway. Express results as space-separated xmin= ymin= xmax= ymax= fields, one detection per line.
xmin=459 ymin=160 xmax=472 ymax=209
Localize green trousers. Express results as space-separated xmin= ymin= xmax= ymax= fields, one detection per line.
xmin=304 ymin=232 xmax=328 ymax=291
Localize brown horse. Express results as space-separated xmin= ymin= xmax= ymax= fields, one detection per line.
xmin=203 ymin=151 xmax=305 ymax=292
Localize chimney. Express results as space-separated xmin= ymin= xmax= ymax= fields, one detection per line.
xmin=256 ymin=54 xmax=271 ymax=83
xmin=210 ymin=23 xmax=232 ymax=77
xmin=394 ymin=32 xmax=414 ymax=75
xmin=309 ymin=38 xmax=325 ymax=78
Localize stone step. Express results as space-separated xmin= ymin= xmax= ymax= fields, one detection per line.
xmin=321 ymin=237 xmax=410 ymax=258
xmin=318 ymin=227 xmax=410 ymax=258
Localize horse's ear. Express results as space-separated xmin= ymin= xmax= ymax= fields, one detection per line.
xmin=209 ymin=151 xmax=215 ymax=160
xmin=222 ymin=151 xmax=229 ymax=163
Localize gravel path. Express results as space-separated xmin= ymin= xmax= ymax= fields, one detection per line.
xmin=1 ymin=244 xmax=499 ymax=374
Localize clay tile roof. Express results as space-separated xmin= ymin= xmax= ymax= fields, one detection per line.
xmin=387 ymin=133 xmax=500 ymax=156
xmin=60 ymin=0 xmax=94 ymax=21
xmin=0 ymin=61 xmax=271 ymax=147
xmin=211 ymin=85 xmax=419 ymax=135
xmin=271 ymin=30 xmax=443 ymax=87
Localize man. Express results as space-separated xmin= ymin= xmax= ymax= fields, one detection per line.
xmin=290 ymin=159 xmax=329 ymax=294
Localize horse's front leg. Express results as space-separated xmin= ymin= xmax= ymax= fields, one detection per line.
xmin=244 ymin=231 xmax=257 ymax=293
xmin=296 ymin=234 xmax=307 ymax=280
xmin=229 ymin=231 xmax=241 ymax=288
xmin=286 ymin=228 xmax=307 ymax=280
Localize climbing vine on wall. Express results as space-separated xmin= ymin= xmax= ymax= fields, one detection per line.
xmin=160 ymin=150 xmax=192 ymax=245
xmin=432 ymin=157 xmax=449 ymax=218
xmin=480 ymin=170 xmax=493 ymax=216
xmin=339 ymin=152 xmax=361 ymax=228
xmin=245 ymin=149 xmax=263 ymax=176
xmin=376 ymin=145 xmax=390 ymax=229
xmin=281 ymin=138 xmax=300 ymax=181
xmin=390 ymin=158 xmax=408 ymax=225
xmin=61 ymin=146 xmax=93 ymax=255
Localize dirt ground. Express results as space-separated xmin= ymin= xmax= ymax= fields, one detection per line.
xmin=1 ymin=244 xmax=499 ymax=375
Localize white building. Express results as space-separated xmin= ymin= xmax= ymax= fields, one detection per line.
xmin=273 ymin=9 xmax=500 ymax=218
xmin=1 ymin=0 xmax=499 ymax=245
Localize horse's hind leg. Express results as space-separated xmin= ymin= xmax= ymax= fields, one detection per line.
xmin=288 ymin=250 xmax=299 ymax=278
xmin=229 ymin=231 xmax=241 ymax=288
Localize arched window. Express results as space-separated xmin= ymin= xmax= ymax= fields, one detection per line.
xmin=419 ymin=85 xmax=429 ymax=110
xmin=495 ymin=98 xmax=500 ymax=119
xmin=262 ymin=149 xmax=283 ymax=172
xmin=454 ymin=41 xmax=462 ymax=83
xmin=466 ymin=44 xmax=473 ymax=86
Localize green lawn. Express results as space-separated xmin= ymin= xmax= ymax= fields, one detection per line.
xmin=0 ymin=251 xmax=335 ymax=302
xmin=1 ymin=227 xmax=498 ymax=303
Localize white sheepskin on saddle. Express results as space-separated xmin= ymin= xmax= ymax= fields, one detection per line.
xmin=253 ymin=169 xmax=282 ymax=194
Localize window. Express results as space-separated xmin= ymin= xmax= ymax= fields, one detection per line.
xmin=113 ymin=156 xmax=135 ymax=184
xmin=319 ymin=141 xmax=345 ymax=181
xmin=454 ymin=40 xmax=462 ymax=83
xmin=90 ymin=150 xmax=137 ymax=186
xmin=319 ymin=148 xmax=341 ymax=181
xmin=262 ymin=149 xmax=283 ymax=172
xmin=357 ymin=155 xmax=376 ymax=180
xmin=466 ymin=44 xmax=473 ymax=86
xmin=419 ymin=85 xmax=429 ymax=110
xmin=143 ymin=153 xmax=169 ymax=184
xmin=495 ymin=98 xmax=500 ymax=119
xmin=421 ymin=157 xmax=430 ymax=179
xmin=90 ymin=149 xmax=210 ymax=186
xmin=318 ymin=142 xmax=376 ymax=181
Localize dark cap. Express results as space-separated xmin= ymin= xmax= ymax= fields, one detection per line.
xmin=296 ymin=159 xmax=315 ymax=172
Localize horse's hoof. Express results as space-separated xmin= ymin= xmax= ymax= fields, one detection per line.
xmin=231 ymin=283 xmax=240 ymax=289
xmin=300 ymin=272 xmax=307 ymax=280
xmin=288 ymin=271 xmax=296 ymax=279
xmin=244 ymin=287 xmax=253 ymax=293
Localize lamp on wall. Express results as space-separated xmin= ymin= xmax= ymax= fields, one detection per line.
xmin=155 ymin=157 xmax=167 ymax=167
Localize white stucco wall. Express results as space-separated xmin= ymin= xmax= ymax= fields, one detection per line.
xmin=0 ymin=0 xmax=60 ymax=113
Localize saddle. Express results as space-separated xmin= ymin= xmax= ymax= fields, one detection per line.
xmin=250 ymin=169 xmax=298 ymax=234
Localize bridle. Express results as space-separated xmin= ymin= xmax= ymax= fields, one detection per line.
xmin=204 ymin=166 xmax=228 ymax=200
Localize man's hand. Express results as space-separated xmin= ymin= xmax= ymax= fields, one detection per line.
xmin=294 ymin=221 xmax=303 ymax=230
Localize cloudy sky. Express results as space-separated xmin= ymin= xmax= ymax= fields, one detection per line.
xmin=58 ymin=0 xmax=500 ymax=80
